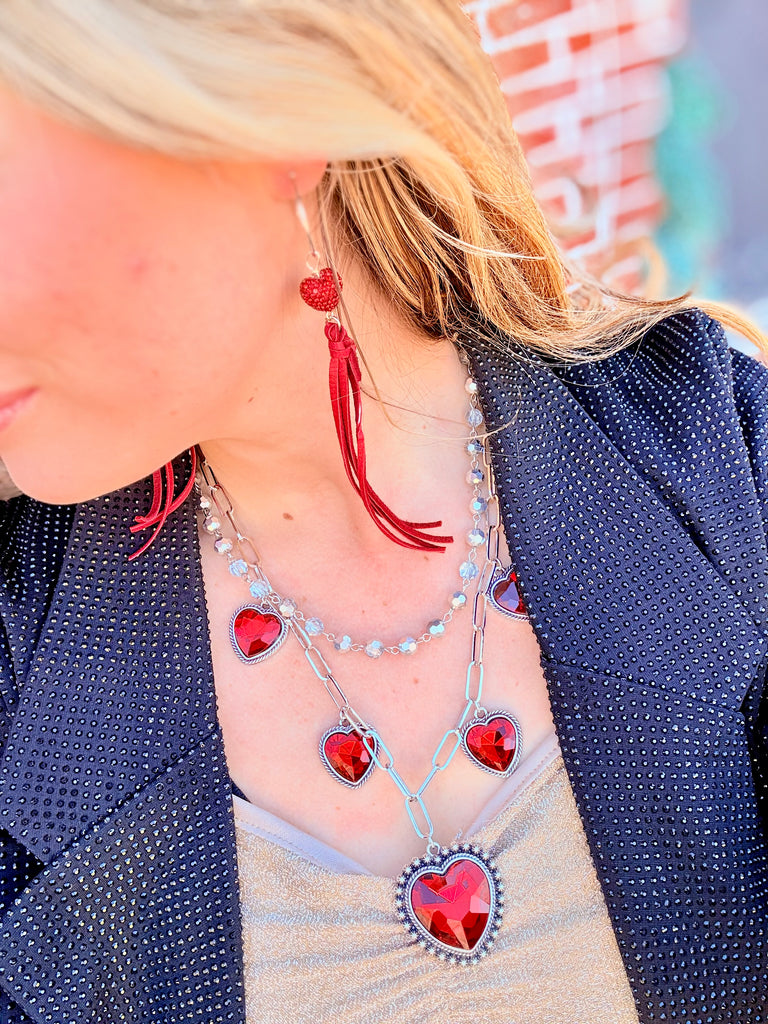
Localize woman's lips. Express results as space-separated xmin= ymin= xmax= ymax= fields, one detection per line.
xmin=0 ymin=387 xmax=36 ymax=432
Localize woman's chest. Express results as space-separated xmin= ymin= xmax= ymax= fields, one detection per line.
xmin=206 ymin=568 xmax=556 ymax=875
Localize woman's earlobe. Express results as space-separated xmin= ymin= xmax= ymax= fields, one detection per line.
xmin=272 ymin=159 xmax=329 ymax=202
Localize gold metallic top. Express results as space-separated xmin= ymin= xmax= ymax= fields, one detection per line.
xmin=233 ymin=735 xmax=639 ymax=1023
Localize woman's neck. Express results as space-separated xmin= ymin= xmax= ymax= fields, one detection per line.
xmin=198 ymin=256 xmax=475 ymax=565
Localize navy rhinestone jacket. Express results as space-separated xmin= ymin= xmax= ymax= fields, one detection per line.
xmin=0 ymin=310 xmax=766 ymax=1023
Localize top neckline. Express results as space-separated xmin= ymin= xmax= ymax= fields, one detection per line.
xmin=231 ymin=728 xmax=560 ymax=877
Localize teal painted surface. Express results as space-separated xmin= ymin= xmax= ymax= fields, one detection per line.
xmin=654 ymin=58 xmax=731 ymax=297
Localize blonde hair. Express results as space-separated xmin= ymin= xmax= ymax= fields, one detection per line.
xmin=0 ymin=0 xmax=763 ymax=361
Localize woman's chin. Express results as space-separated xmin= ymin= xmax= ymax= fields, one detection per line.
xmin=0 ymin=459 xmax=143 ymax=506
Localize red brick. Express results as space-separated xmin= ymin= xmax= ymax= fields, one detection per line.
xmin=493 ymin=40 xmax=550 ymax=80
xmin=540 ymin=194 xmax=569 ymax=221
xmin=503 ymin=79 xmax=578 ymax=117
xmin=620 ymin=142 xmax=653 ymax=182
xmin=487 ymin=0 xmax=573 ymax=38
xmin=516 ymin=125 xmax=557 ymax=150
xmin=570 ymin=33 xmax=593 ymax=53
xmin=616 ymin=201 xmax=664 ymax=231
xmin=620 ymin=167 xmax=656 ymax=190
xmin=619 ymin=54 xmax=665 ymax=77
xmin=560 ymin=228 xmax=598 ymax=249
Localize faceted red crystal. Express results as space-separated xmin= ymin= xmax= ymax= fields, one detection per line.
xmin=410 ymin=858 xmax=492 ymax=950
xmin=465 ymin=716 xmax=518 ymax=774
xmin=322 ymin=728 xmax=374 ymax=785
xmin=232 ymin=607 xmax=283 ymax=660
xmin=492 ymin=571 xmax=526 ymax=615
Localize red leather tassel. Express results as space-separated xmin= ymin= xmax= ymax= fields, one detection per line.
xmin=129 ymin=446 xmax=198 ymax=560
xmin=326 ymin=320 xmax=452 ymax=552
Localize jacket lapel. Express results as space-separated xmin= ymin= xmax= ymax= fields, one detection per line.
xmin=0 ymin=464 xmax=245 ymax=1022
xmin=471 ymin=313 xmax=768 ymax=1022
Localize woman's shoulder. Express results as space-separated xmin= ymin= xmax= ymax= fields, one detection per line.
xmin=553 ymin=307 xmax=767 ymax=522
xmin=559 ymin=307 xmax=766 ymax=452
xmin=565 ymin=306 xmax=763 ymax=392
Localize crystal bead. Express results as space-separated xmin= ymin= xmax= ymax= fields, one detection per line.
xmin=214 ymin=537 xmax=233 ymax=554
xmin=467 ymin=468 xmax=484 ymax=486
xmin=468 ymin=529 xmax=486 ymax=547
xmin=451 ymin=591 xmax=468 ymax=609
xmin=229 ymin=558 xmax=248 ymax=577
xmin=249 ymin=579 xmax=270 ymax=600
xmin=466 ymin=439 xmax=484 ymax=455
xmin=428 ymin=620 xmax=445 ymax=636
xmin=198 ymin=495 xmax=211 ymax=510
xmin=470 ymin=496 xmax=488 ymax=514
xmin=305 ymin=617 xmax=324 ymax=636
xmin=465 ymin=377 xmax=479 ymax=395
xmin=466 ymin=407 xmax=483 ymax=428
xmin=278 ymin=597 xmax=297 ymax=618
xmin=459 ymin=560 xmax=479 ymax=581
xmin=203 ymin=516 xmax=221 ymax=534
xmin=334 ymin=635 xmax=352 ymax=652
xmin=365 ymin=640 xmax=384 ymax=659
xmin=398 ymin=637 xmax=418 ymax=655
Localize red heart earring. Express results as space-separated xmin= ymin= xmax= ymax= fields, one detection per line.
xmin=293 ymin=179 xmax=452 ymax=553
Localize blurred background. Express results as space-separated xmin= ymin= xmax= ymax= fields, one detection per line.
xmin=466 ymin=0 xmax=767 ymax=354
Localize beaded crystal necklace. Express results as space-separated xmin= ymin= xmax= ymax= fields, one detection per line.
xmin=198 ymin=370 xmax=526 ymax=662
xmin=197 ymin=377 xmax=528 ymax=965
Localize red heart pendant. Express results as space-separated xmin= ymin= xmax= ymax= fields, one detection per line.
xmin=299 ymin=267 xmax=342 ymax=312
xmin=396 ymin=845 xmax=503 ymax=962
xmin=230 ymin=605 xmax=287 ymax=664
xmin=462 ymin=712 xmax=521 ymax=777
xmin=488 ymin=567 xmax=527 ymax=619
xmin=319 ymin=723 xmax=377 ymax=788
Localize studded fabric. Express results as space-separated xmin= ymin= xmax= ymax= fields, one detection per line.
xmin=0 ymin=463 xmax=245 ymax=1022
xmin=470 ymin=310 xmax=768 ymax=1023
xmin=0 ymin=309 xmax=764 ymax=1022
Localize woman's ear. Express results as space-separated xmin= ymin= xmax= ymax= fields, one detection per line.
xmin=270 ymin=159 xmax=329 ymax=201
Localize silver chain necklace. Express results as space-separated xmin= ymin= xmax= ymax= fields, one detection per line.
xmin=198 ymin=379 xmax=528 ymax=964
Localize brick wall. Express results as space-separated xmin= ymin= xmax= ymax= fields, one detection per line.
xmin=466 ymin=0 xmax=689 ymax=292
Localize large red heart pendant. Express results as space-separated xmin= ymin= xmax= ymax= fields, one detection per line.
xmin=230 ymin=605 xmax=288 ymax=664
xmin=487 ymin=566 xmax=527 ymax=620
xmin=319 ymin=723 xmax=377 ymax=788
xmin=462 ymin=711 xmax=521 ymax=777
xmin=396 ymin=844 xmax=503 ymax=963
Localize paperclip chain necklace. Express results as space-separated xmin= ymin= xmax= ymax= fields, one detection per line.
xmin=198 ymin=401 xmax=527 ymax=964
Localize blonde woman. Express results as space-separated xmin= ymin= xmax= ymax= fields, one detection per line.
xmin=0 ymin=3 xmax=765 ymax=1023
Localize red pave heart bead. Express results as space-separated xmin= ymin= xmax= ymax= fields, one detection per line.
xmin=320 ymin=726 xmax=375 ymax=786
xmin=465 ymin=715 xmax=518 ymax=775
xmin=231 ymin=607 xmax=285 ymax=662
xmin=492 ymin=570 xmax=527 ymax=616
xmin=410 ymin=858 xmax=492 ymax=951
xmin=299 ymin=267 xmax=342 ymax=311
